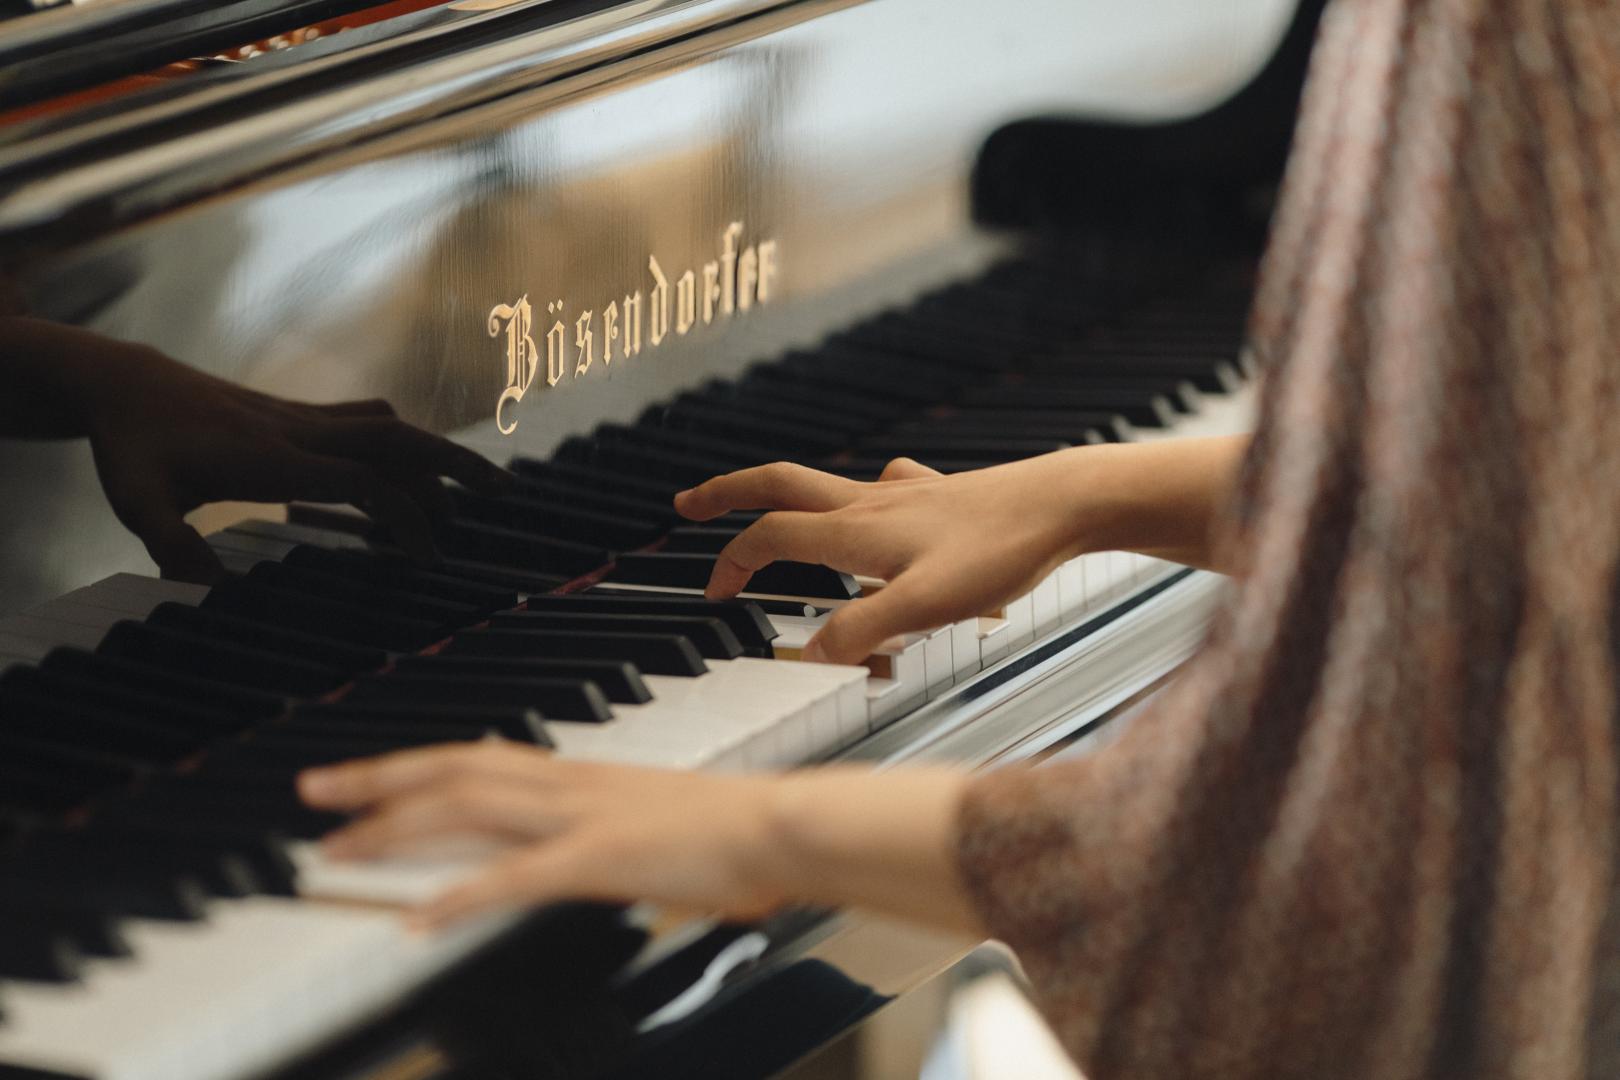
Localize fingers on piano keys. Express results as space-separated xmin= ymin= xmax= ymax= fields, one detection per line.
xmin=0 ymin=257 xmax=1252 ymax=1080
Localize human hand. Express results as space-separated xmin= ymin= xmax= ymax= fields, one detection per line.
xmin=299 ymin=741 xmax=977 ymax=934
xmin=671 ymin=453 xmax=1102 ymax=664
xmin=77 ymin=336 xmax=512 ymax=583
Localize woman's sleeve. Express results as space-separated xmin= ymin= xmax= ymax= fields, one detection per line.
xmin=951 ymin=2 xmax=1620 ymax=1078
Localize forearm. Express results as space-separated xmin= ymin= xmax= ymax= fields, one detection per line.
xmin=1060 ymin=434 xmax=1250 ymax=573
xmin=753 ymin=766 xmax=984 ymax=936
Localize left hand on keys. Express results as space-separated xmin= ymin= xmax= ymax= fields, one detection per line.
xmin=299 ymin=741 xmax=977 ymax=934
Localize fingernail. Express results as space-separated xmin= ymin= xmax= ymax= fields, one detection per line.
xmin=801 ymin=639 xmax=827 ymax=664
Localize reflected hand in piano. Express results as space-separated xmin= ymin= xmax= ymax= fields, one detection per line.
xmin=0 ymin=317 xmax=514 ymax=583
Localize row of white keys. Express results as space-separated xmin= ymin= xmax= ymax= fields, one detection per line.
xmin=0 ymin=573 xmax=212 ymax=667
xmin=543 ymin=656 xmax=868 ymax=769
xmin=0 ymin=895 xmax=513 ymax=1080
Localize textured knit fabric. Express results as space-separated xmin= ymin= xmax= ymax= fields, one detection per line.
xmin=956 ymin=2 xmax=1620 ymax=1077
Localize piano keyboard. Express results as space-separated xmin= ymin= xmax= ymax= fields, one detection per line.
xmin=0 ymin=253 xmax=1254 ymax=1080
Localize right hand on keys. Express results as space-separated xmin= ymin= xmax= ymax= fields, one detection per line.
xmin=674 ymin=437 xmax=1250 ymax=665
xmin=673 ymin=455 xmax=1100 ymax=665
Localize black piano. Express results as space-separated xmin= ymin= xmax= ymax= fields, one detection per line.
xmin=0 ymin=0 xmax=1324 ymax=1076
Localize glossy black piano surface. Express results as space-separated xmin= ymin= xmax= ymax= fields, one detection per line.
xmin=0 ymin=0 xmax=1322 ymax=1076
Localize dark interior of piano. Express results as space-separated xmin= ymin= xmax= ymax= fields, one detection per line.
xmin=0 ymin=1 xmax=1328 ymax=1077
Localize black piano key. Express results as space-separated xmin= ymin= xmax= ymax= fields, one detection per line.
xmin=40 ymin=647 xmax=285 ymax=720
xmin=201 ymin=730 xmax=487 ymax=774
xmin=0 ymin=928 xmax=81 ymax=983
xmin=961 ymin=385 xmax=1177 ymax=427
xmin=853 ymin=435 xmax=1072 ymax=461
xmin=0 ymin=763 xmax=97 ymax=814
xmin=97 ymin=620 xmax=348 ymax=698
xmin=273 ymin=715 xmax=506 ymax=746
xmin=344 ymin=671 xmax=616 ymax=722
xmin=768 ymin=353 xmax=951 ymax=405
xmin=543 ymin=593 xmax=778 ymax=655
xmin=592 ymin=423 xmax=772 ymax=468
xmin=0 ymin=900 xmax=129 ymax=959
xmin=889 ymin=418 xmax=1109 ymax=446
xmin=726 ymin=375 xmax=909 ymax=423
xmin=280 ymin=545 xmax=517 ymax=612
xmin=610 ymin=552 xmax=859 ymax=600
xmin=643 ymin=399 xmax=849 ymax=455
xmin=490 ymin=611 xmax=743 ymax=660
xmin=12 ymin=837 xmax=258 ymax=899
xmin=837 ymin=318 xmax=1019 ymax=373
xmin=554 ymin=437 xmax=749 ymax=487
xmin=584 ymin=585 xmax=825 ymax=618
xmin=391 ymin=654 xmax=651 ymax=705
xmin=508 ymin=458 xmax=686 ymax=503
xmin=290 ymin=701 xmax=552 ymax=745
xmin=244 ymin=561 xmax=480 ymax=627
xmin=0 ymin=692 xmax=200 ymax=763
xmin=447 ymin=491 xmax=662 ymax=552
xmin=0 ymin=865 xmax=210 ymax=921
xmin=433 ymin=520 xmax=609 ymax=577
xmin=423 ymin=556 xmax=568 ymax=596
xmin=448 ymin=628 xmax=708 ymax=678
xmin=73 ymin=819 xmax=300 ymax=898
xmin=0 ymin=733 xmax=147 ymax=803
xmin=1008 ymin=374 xmax=1203 ymax=414
xmin=506 ymin=474 xmax=683 ymax=527
xmin=0 ymin=666 xmax=248 ymax=747
xmin=1029 ymin=351 xmax=1245 ymax=393
xmin=919 ymin=407 xmax=1134 ymax=442
xmin=110 ymin=787 xmax=346 ymax=841
xmin=202 ymin=578 xmax=447 ymax=653
xmin=144 ymin=601 xmax=389 ymax=674
xmin=657 ymin=527 xmax=740 ymax=554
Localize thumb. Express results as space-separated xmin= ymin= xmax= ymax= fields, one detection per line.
xmin=804 ymin=576 xmax=941 ymax=665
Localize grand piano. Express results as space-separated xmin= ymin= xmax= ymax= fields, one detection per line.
xmin=0 ymin=0 xmax=1323 ymax=1076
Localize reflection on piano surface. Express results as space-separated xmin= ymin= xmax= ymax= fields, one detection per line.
xmin=0 ymin=0 xmax=1321 ymax=1076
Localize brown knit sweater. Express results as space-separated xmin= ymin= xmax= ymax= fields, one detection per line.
xmin=957 ymin=2 xmax=1620 ymax=1077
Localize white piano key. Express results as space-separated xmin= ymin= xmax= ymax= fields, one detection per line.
xmin=1030 ymin=573 xmax=1062 ymax=638
xmin=865 ymin=676 xmax=923 ymax=727
xmin=0 ymin=896 xmax=511 ymax=1080
xmin=921 ymin=626 xmax=954 ymax=698
xmin=1001 ymin=593 xmax=1035 ymax=651
xmin=950 ymin=619 xmax=982 ymax=682
xmin=0 ymin=612 xmax=107 ymax=653
xmin=0 ymin=632 xmax=49 ymax=664
xmin=1056 ymin=558 xmax=1088 ymax=623
xmin=292 ymin=843 xmax=502 ymax=907
xmin=546 ymin=656 xmax=864 ymax=771
xmin=71 ymin=573 xmax=210 ymax=617
xmin=976 ymin=615 xmax=1011 ymax=666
